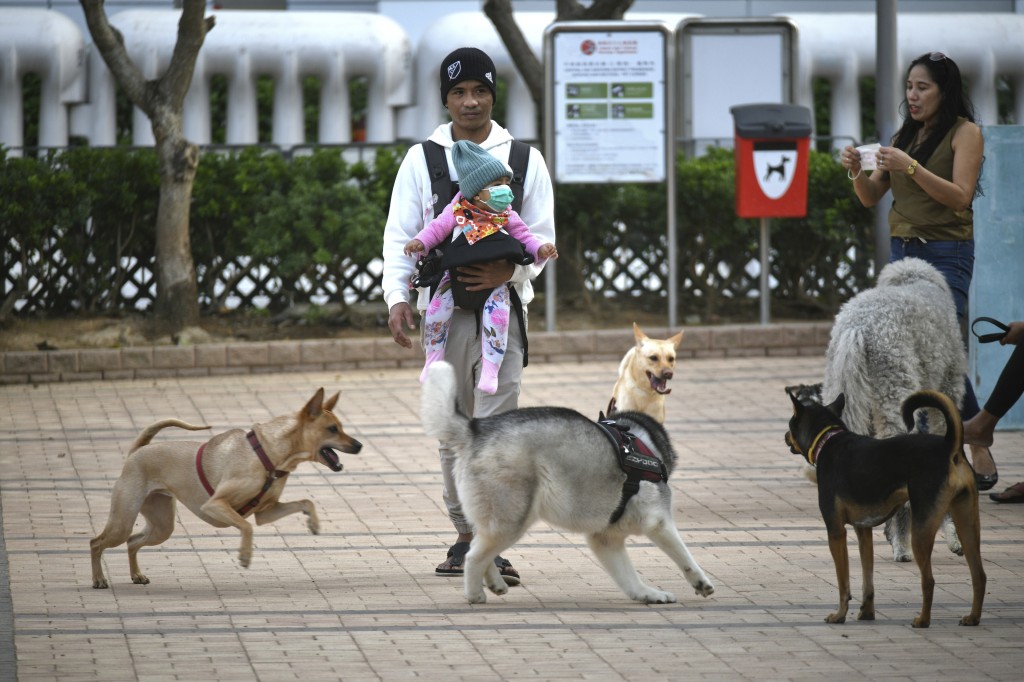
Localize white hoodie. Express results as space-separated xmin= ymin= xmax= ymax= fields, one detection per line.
xmin=381 ymin=122 xmax=556 ymax=311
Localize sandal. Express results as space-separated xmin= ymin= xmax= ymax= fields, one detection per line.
xmin=970 ymin=445 xmax=999 ymax=491
xmin=435 ymin=541 xmax=471 ymax=576
xmin=435 ymin=541 xmax=522 ymax=586
xmin=989 ymin=481 xmax=1024 ymax=504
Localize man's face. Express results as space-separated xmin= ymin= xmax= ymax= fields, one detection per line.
xmin=445 ymin=79 xmax=494 ymax=137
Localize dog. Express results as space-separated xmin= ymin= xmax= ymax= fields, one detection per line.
xmin=421 ymin=361 xmax=715 ymax=605
xmin=784 ymin=388 xmax=985 ymax=628
xmin=90 ymin=388 xmax=362 ymax=588
xmin=608 ymin=322 xmax=684 ymax=423
xmin=819 ymin=257 xmax=967 ymax=562
xmin=763 ymin=156 xmax=791 ymax=181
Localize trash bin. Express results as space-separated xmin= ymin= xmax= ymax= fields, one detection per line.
xmin=730 ymin=103 xmax=813 ymax=218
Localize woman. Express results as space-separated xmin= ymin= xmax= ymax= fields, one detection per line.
xmin=839 ymin=52 xmax=995 ymax=489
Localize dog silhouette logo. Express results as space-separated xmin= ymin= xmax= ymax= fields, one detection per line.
xmin=754 ymin=144 xmax=798 ymax=199
xmin=763 ymin=156 xmax=791 ymax=181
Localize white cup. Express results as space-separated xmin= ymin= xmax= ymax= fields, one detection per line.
xmin=857 ymin=143 xmax=881 ymax=171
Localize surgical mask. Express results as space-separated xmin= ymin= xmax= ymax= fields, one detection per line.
xmin=482 ymin=184 xmax=514 ymax=212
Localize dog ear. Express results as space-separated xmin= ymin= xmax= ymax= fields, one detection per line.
xmin=632 ymin=322 xmax=647 ymax=345
xmin=787 ymin=390 xmax=803 ymax=413
xmin=825 ymin=393 xmax=846 ymax=417
xmin=303 ymin=387 xmax=326 ymax=419
xmin=323 ymin=391 xmax=340 ymax=412
xmin=669 ymin=330 xmax=684 ymax=348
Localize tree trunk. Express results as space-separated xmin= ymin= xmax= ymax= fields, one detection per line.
xmin=153 ymin=135 xmax=201 ymax=331
xmin=80 ymin=0 xmax=214 ymax=334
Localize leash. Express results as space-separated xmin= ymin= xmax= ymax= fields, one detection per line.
xmin=596 ymin=416 xmax=667 ymax=524
xmin=806 ymin=425 xmax=845 ymax=466
xmin=195 ymin=430 xmax=290 ymax=515
xmin=971 ymin=316 xmax=1010 ymax=344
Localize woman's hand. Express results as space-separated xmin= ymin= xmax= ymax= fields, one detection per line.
xmin=876 ymin=146 xmax=914 ymax=174
xmin=841 ymin=145 xmax=862 ymax=174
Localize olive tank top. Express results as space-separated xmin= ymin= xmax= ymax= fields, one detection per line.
xmin=888 ymin=117 xmax=973 ymax=241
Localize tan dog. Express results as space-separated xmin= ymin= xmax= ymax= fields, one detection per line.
xmin=91 ymin=388 xmax=362 ymax=588
xmin=608 ymin=322 xmax=684 ymax=423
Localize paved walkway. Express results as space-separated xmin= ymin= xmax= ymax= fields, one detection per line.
xmin=1 ymin=355 xmax=1022 ymax=681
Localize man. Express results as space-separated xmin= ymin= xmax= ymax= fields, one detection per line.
xmin=380 ymin=47 xmax=556 ymax=582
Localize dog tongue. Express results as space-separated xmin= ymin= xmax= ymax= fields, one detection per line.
xmin=319 ymin=447 xmax=343 ymax=471
xmin=649 ymin=375 xmax=671 ymax=395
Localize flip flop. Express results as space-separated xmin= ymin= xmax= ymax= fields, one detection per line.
xmin=989 ymin=481 xmax=1024 ymax=503
xmin=435 ymin=542 xmax=522 ymax=586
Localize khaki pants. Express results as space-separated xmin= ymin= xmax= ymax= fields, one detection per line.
xmin=426 ymin=306 xmax=525 ymax=534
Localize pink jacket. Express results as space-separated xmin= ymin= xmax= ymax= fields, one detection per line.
xmin=413 ymin=193 xmax=548 ymax=260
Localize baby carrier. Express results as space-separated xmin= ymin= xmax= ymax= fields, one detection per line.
xmin=413 ymin=139 xmax=534 ymax=363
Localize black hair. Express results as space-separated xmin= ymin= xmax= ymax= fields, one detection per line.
xmin=892 ymin=52 xmax=982 ymax=196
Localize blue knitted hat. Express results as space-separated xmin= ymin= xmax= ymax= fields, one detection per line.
xmin=452 ymin=140 xmax=512 ymax=201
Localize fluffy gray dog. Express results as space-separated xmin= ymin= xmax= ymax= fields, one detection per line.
xmin=821 ymin=257 xmax=966 ymax=562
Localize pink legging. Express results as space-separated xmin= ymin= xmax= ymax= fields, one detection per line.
xmin=420 ymin=273 xmax=511 ymax=394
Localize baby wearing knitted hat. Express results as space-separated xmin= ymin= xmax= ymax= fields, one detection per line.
xmin=404 ymin=139 xmax=557 ymax=393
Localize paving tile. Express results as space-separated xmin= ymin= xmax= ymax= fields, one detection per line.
xmin=0 ymin=345 xmax=1022 ymax=681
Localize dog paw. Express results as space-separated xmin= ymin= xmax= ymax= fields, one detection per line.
xmin=856 ymin=609 xmax=875 ymax=621
xmin=239 ymin=553 xmax=252 ymax=569
xmin=635 ymin=589 xmax=676 ymax=604
xmin=825 ymin=613 xmax=847 ymax=624
xmin=911 ymin=616 xmax=930 ymax=628
xmin=92 ymin=578 xmax=109 ymax=589
xmin=892 ymin=550 xmax=912 ymax=563
xmin=131 ymin=574 xmax=150 ymax=585
xmin=466 ymin=590 xmax=488 ymax=604
xmin=693 ymin=580 xmax=715 ymax=597
xmin=304 ymin=508 xmax=320 ymax=535
xmin=487 ymin=581 xmax=509 ymax=596
xmin=959 ymin=614 xmax=981 ymax=626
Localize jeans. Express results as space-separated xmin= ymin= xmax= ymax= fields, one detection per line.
xmin=889 ymin=237 xmax=980 ymax=418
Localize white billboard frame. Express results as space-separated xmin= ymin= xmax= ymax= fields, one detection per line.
xmin=544 ymin=21 xmax=679 ymax=327
xmin=678 ymin=18 xmax=798 ymax=153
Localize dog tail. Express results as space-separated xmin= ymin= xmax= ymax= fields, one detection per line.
xmin=823 ymin=326 xmax=873 ymax=433
xmin=901 ymin=390 xmax=963 ymax=458
xmin=420 ymin=361 xmax=472 ymax=446
xmin=130 ymin=419 xmax=211 ymax=453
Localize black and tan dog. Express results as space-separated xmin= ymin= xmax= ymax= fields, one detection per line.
xmin=784 ymin=388 xmax=985 ymax=628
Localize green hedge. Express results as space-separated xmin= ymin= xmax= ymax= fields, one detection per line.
xmin=1 ymin=144 xmax=874 ymax=321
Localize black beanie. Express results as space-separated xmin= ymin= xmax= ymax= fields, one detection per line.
xmin=439 ymin=47 xmax=497 ymax=106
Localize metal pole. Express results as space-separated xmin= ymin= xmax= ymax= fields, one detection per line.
xmin=666 ymin=28 xmax=678 ymax=329
xmin=760 ymin=217 xmax=771 ymax=324
xmin=543 ymin=26 xmax=557 ymax=331
xmin=875 ymin=0 xmax=898 ymax=272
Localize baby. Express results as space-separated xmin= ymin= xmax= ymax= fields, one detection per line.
xmin=405 ymin=139 xmax=556 ymax=393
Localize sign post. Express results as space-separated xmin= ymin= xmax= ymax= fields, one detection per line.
xmin=544 ymin=21 xmax=675 ymax=328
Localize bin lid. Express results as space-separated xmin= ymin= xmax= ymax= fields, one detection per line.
xmin=730 ymin=103 xmax=812 ymax=139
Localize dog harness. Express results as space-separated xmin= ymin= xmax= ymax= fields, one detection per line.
xmin=806 ymin=425 xmax=845 ymax=466
xmin=596 ymin=416 xmax=667 ymax=524
xmin=195 ymin=430 xmax=290 ymax=515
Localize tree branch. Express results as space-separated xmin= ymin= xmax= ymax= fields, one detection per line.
xmin=483 ymin=0 xmax=544 ymax=105
xmin=162 ymin=1 xmax=215 ymax=110
xmin=80 ymin=0 xmax=152 ymax=114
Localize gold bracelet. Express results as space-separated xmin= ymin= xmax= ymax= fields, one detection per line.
xmin=907 ymin=159 xmax=919 ymax=176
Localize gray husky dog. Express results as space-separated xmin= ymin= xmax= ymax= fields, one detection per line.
xmin=420 ymin=361 xmax=715 ymax=605
xmin=822 ymin=257 xmax=966 ymax=562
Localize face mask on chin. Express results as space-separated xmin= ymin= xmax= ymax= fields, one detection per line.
xmin=482 ymin=185 xmax=514 ymax=212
